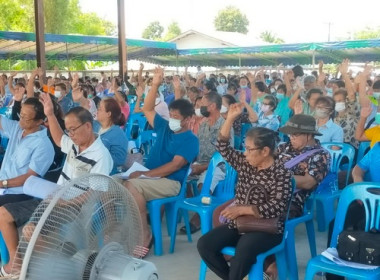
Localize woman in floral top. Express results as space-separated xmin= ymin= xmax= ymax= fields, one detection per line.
xmin=197 ymin=103 xmax=292 ymax=280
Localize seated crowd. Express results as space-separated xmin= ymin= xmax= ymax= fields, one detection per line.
xmin=0 ymin=59 xmax=378 ymax=279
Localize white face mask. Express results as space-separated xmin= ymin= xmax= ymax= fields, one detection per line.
xmin=270 ymin=88 xmax=276 ymax=94
xmin=168 ymin=118 xmax=182 ymax=132
xmin=195 ymin=108 xmax=202 ymax=117
xmin=335 ymin=102 xmax=346 ymax=112
xmin=220 ymin=105 xmax=228 ymax=114
xmin=261 ymin=104 xmax=270 ymax=113
xmin=54 ymin=91 xmax=62 ymax=99
xmin=315 ymin=108 xmax=330 ymax=119
xmin=155 ymin=97 xmax=161 ymax=105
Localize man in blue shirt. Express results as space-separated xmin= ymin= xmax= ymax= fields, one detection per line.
xmin=124 ymin=67 xmax=199 ymax=257
xmin=352 ymin=142 xmax=380 ymax=182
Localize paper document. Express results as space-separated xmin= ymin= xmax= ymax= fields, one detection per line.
xmin=116 ymin=162 xmax=160 ymax=179
xmin=321 ymin=248 xmax=379 ymax=270
xmin=23 ymin=176 xmax=59 ymax=199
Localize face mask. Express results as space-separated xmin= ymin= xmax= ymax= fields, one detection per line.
xmin=155 ymin=97 xmax=161 ymax=105
xmin=270 ymin=88 xmax=276 ymax=94
xmin=261 ymin=104 xmax=271 ymax=113
xmin=240 ymin=85 xmax=248 ymax=89
xmin=54 ymin=91 xmax=62 ymax=99
xmin=326 ymin=88 xmax=333 ymax=96
xmin=88 ymin=94 xmax=93 ymax=99
xmin=200 ymin=106 xmax=210 ymax=117
xmin=158 ymin=84 xmax=165 ymax=93
xmin=168 ymin=118 xmax=182 ymax=132
xmin=276 ymin=93 xmax=284 ymax=100
xmin=195 ymin=108 xmax=202 ymax=117
xmin=220 ymin=78 xmax=226 ymax=83
xmin=315 ymin=108 xmax=330 ymax=119
xmin=335 ymin=102 xmax=346 ymax=112
xmin=220 ymin=105 xmax=228 ymax=114
xmin=373 ymin=92 xmax=380 ymax=99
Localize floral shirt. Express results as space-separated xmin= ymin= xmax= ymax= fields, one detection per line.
xmin=277 ymin=141 xmax=330 ymax=217
xmin=216 ymin=138 xmax=292 ymax=233
xmin=334 ymin=100 xmax=360 ymax=148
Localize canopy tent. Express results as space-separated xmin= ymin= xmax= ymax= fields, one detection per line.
xmin=0 ymin=31 xmax=176 ymax=62
xmin=137 ymin=40 xmax=380 ymax=67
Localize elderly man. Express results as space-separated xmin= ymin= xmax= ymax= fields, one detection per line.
xmin=0 ymin=94 xmax=113 ymax=278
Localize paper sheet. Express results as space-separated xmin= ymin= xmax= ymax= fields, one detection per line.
xmin=115 ymin=162 xmax=160 ymax=180
xmin=23 ymin=176 xmax=59 ymax=199
xmin=321 ymin=247 xmax=379 ymax=270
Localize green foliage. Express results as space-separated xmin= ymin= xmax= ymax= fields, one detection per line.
xmin=142 ymin=21 xmax=164 ymax=40
xmin=163 ymin=22 xmax=181 ymax=41
xmin=0 ymin=0 xmax=34 ymax=32
xmin=260 ymin=31 xmax=285 ymax=44
xmin=353 ymin=26 xmax=380 ymax=40
xmin=214 ymin=6 xmax=249 ymax=34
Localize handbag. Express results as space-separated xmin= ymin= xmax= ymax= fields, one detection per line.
xmin=236 ymin=185 xmax=280 ymax=235
xmin=337 ymin=230 xmax=380 ymax=266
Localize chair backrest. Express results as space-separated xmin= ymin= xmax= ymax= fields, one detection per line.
xmin=321 ymin=142 xmax=356 ymax=174
xmin=357 ymin=141 xmax=371 ymax=163
xmin=177 ymin=168 xmax=192 ymax=199
xmin=330 ymin=182 xmax=380 ymax=248
xmin=200 ymin=152 xmax=237 ymax=200
xmin=125 ymin=112 xmax=147 ymax=139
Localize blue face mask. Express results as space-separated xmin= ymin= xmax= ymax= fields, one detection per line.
xmin=373 ymin=92 xmax=380 ymax=99
xmin=277 ymin=93 xmax=285 ymax=100
xmin=240 ymin=85 xmax=248 ymax=89
xmin=376 ymin=113 xmax=380 ymax=124
xmin=158 ymin=85 xmax=165 ymax=93
xmin=220 ymin=78 xmax=226 ymax=83
xmin=326 ymin=88 xmax=333 ymax=96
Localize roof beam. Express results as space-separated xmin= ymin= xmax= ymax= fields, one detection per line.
xmin=117 ymin=0 xmax=127 ymax=81
xmin=34 ymin=0 xmax=46 ymax=75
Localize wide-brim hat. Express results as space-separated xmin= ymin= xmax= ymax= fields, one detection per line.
xmin=279 ymin=114 xmax=322 ymax=136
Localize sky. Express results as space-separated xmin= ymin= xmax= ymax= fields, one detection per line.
xmin=79 ymin=0 xmax=380 ymax=44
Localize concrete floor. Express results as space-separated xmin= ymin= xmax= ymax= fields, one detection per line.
xmin=145 ymin=219 xmax=328 ymax=280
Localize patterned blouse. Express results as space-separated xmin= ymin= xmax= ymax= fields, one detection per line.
xmin=277 ymin=141 xmax=330 ymax=217
xmin=334 ymin=99 xmax=360 ymax=148
xmin=216 ymin=138 xmax=292 ymax=234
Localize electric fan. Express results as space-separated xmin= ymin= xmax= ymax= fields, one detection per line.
xmin=11 ymin=174 xmax=158 ymax=280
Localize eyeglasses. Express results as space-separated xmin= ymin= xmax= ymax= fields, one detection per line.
xmin=289 ymin=133 xmax=305 ymax=138
xmin=64 ymin=123 xmax=86 ymax=136
xmin=243 ymin=145 xmax=261 ymax=153
xmin=17 ymin=113 xmax=35 ymax=122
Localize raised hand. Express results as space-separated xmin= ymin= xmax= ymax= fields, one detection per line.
xmin=172 ymin=75 xmax=181 ymax=90
xmin=294 ymin=99 xmax=303 ymax=115
xmin=318 ymin=72 xmax=326 ymax=84
xmin=13 ymin=85 xmax=25 ymax=101
xmin=239 ymin=89 xmax=247 ymax=104
xmin=339 ymin=59 xmax=350 ymax=75
xmin=226 ymin=103 xmax=244 ymax=121
xmin=246 ymin=72 xmax=255 ymax=84
xmin=136 ymin=86 xmax=144 ymax=98
xmin=71 ymin=73 xmax=79 ymax=88
xmin=37 ymin=67 xmax=44 ymax=77
xmin=152 ymin=67 xmax=164 ymax=87
xmin=40 ymin=92 xmax=55 ymax=117
xmin=139 ymin=63 xmax=144 ymax=71
xmin=10 ymin=72 xmax=18 ymax=78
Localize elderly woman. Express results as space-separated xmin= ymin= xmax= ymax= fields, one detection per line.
xmin=197 ymin=103 xmax=292 ymax=280
xmin=96 ymin=98 xmax=128 ymax=174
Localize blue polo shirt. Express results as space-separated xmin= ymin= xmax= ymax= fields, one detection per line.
xmin=145 ymin=114 xmax=199 ymax=183
xmin=0 ymin=117 xmax=55 ymax=194
xmin=358 ymin=142 xmax=380 ymax=182
xmin=99 ymin=124 xmax=128 ymax=175
xmin=315 ymin=119 xmax=344 ymax=143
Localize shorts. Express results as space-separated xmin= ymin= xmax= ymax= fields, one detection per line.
xmin=4 ymin=198 xmax=42 ymax=227
xmin=127 ymin=178 xmax=181 ymax=201
xmin=197 ymin=166 xmax=226 ymax=193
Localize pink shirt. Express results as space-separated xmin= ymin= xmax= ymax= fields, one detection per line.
xmin=121 ymin=102 xmax=130 ymax=121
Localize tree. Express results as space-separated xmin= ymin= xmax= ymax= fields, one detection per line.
xmin=142 ymin=21 xmax=164 ymax=40
xmin=353 ymin=26 xmax=380 ymax=40
xmin=163 ymin=22 xmax=181 ymax=41
xmin=260 ymin=31 xmax=285 ymax=44
xmin=214 ymin=6 xmax=249 ymax=34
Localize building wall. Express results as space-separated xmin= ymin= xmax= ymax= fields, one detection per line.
xmin=174 ymin=34 xmax=233 ymax=49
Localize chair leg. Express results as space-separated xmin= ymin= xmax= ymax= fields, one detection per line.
xmin=165 ymin=203 xmax=175 ymax=237
xmin=200 ymin=212 xmax=212 ymax=235
xmin=0 ymin=232 xmax=9 ymax=265
xmin=149 ymin=205 xmax=163 ymax=256
xmin=199 ymin=260 xmax=207 ymax=280
xmin=169 ymin=206 xmax=180 ymax=254
xmin=250 ymin=254 xmax=265 ymax=280
xmin=183 ymin=210 xmax=192 ymax=242
xmin=316 ymin=198 xmax=334 ymax=232
xmin=304 ymin=261 xmax=318 ymax=280
xmin=276 ymin=250 xmax=288 ymax=280
xmin=305 ymin=219 xmax=317 ymax=257
xmin=285 ymin=226 xmax=299 ymax=280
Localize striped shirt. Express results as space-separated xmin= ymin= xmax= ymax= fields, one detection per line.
xmin=58 ymin=134 xmax=113 ymax=186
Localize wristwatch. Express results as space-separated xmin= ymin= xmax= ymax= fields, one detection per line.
xmin=1 ymin=180 xmax=8 ymax=189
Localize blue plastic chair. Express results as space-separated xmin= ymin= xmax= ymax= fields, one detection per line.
xmin=169 ymin=152 xmax=237 ymax=253
xmin=285 ymin=193 xmax=317 ymax=280
xmin=305 ymin=182 xmax=380 ymax=280
xmin=146 ymin=168 xmax=191 ymax=256
xmin=315 ymin=142 xmax=356 ymax=232
xmin=125 ymin=112 xmax=147 ymax=140
xmin=357 ymin=141 xmax=371 ymax=163
xmin=135 ymin=130 xmax=156 ymax=159
xmin=0 ymin=232 xmax=9 ymax=265
xmin=199 ymin=178 xmax=295 ymax=280
xmin=234 ymin=123 xmax=252 ymax=150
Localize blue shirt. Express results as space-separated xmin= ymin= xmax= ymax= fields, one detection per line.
xmin=98 ymin=124 xmax=128 ymax=175
xmin=358 ymin=142 xmax=380 ymax=182
xmin=254 ymin=112 xmax=280 ymax=131
xmin=274 ymin=96 xmax=292 ymax=126
xmin=315 ymin=119 xmax=344 ymax=143
xmin=145 ymin=114 xmax=199 ymax=182
xmin=0 ymin=117 xmax=54 ymax=194
xmin=58 ymin=95 xmax=74 ymax=115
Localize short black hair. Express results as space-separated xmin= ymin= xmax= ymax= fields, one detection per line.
xmin=23 ymin=97 xmax=45 ymax=121
xmin=222 ymin=94 xmax=236 ymax=106
xmin=331 ymin=79 xmax=345 ymax=88
xmin=66 ymin=106 xmax=93 ymax=127
xmin=255 ymin=81 xmax=266 ymax=92
xmin=373 ymin=80 xmax=380 ymax=90
xmin=169 ymin=99 xmax=195 ymax=119
xmin=264 ymin=95 xmax=278 ymax=110
xmin=306 ymin=88 xmax=323 ymax=100
xmin=245 ymin=127 xmax=279 ymax=156
xmin=292 ymin=65 xmax=304 ymax=78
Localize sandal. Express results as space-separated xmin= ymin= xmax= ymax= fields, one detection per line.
xmin=0 ymin=266 xmax=18 ymax=279
xmin=133 ymin=237 xmax=153 ymax=259
xmin=179 ymin=223 xmax=201 ymax=234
